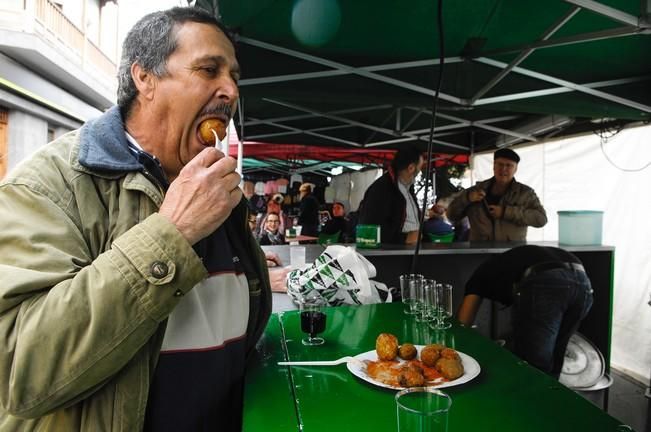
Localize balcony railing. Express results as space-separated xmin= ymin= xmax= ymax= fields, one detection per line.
xmin=19 ymin=0 xmax=117 ymax=80
xmin=34 ymin=0 xmax=85 ymax=55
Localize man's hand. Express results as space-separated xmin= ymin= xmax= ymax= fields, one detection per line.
xmin=265 ymin=252 xmax=283 ymax=268
xmin=159 ymin=147 xmax=242 ymax=245
xmin=268 ymin=267 xmax=290 ymax=293
xmin=428 ymin=204 xmax=446 ymax=218
xmin=468 ymin=189 xmax=486 ymax=203
xmin=487 ymin=204 xmax=504 ymax=219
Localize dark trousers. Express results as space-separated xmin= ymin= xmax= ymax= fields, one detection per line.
xmin=513 ymin=268 xmax=594 ymax=378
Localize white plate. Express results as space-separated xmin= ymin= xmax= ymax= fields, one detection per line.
xmin=346 ymin=345 xmax=481 ymax=390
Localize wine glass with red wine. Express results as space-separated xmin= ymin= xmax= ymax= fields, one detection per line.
xmin=300 ymin=301 xmax=327 ymax=346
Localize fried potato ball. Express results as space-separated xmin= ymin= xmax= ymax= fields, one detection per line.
xmin=440 ymin=347 xmax=460 ymax=361
xmin=428 ymin=343 xmax=445 ymax=352
xmin=376 ymin=333 xmax=399 ymax=361
xmin=420 ymin=344 xmax=442 ymax=367
xmin=398 ymin=368 xmax=425 ymax=388
xmin=398 ymin=343 xmax=417 ymax=360
xmin=199 ymin=118 xmax=227 ymax=144
xmin=435 ymin=357 xmax=464 ymax=380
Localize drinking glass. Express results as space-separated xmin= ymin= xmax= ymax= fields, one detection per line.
xmin=400 ymin=274 xmax=424 ymax=315
xmin=290 ymin=246 xmax=306 ymax=269
xmin=417 ymin=279 xmax=437 ymax=323
xmin=300 ymin=301 xmax=327 ymax=346
xmin=439 ymin=283 xmax=454 ymax=327
xmin=396 ymin=387 xmax=451 ymax=432
xmin=431 ymin=283 xmax=453 ymax=330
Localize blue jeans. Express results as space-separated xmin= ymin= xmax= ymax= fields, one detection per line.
xmin=513 ymin=268 xmax=594 ymax=378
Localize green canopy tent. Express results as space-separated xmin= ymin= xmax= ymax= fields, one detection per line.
xmin=194 ymin=0 xmax=650 ymax=164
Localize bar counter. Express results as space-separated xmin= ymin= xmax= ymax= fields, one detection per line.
xmin=263 ymin=241 xmax=615 ymax=368
xmin=243 ymin=302 xmax=627 ymax=431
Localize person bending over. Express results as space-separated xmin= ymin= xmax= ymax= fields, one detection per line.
xmin=457 ymin=245 xmax=593 ymax=378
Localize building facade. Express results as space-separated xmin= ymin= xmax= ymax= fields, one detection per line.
xmin=0 ymin=0 xmax=119 ymax=178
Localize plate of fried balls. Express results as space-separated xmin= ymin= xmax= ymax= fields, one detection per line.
xmin=347 ymin=333 xmax=481 ymax=390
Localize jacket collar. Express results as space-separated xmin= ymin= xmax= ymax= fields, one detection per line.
xmin=486 ymin=176 xmax=517 ymax=192
xmin=387 ymin=167 xmax=415 ymax=192
xmin=78 ymin=106 xmax=142 ymax=172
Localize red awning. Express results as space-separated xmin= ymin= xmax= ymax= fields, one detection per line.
xmin=230 ymin=140 xmax=468 ymax=167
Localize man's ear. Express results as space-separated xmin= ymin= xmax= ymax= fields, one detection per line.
xmin=131 ymin=63 xmax=156 ymax=101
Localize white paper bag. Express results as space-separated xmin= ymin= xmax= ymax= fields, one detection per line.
xmin=286 ymin=245 xmax=391 ymax=306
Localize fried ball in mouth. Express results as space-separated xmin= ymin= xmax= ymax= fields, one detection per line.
xmin=375 ymin=333 xmax=399 ymax=361
xmin=199 ymin=118 xmax=227 ymax=145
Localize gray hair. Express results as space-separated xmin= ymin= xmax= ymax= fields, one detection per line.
xmin=117 ymin=7 xmax=234 ymax=118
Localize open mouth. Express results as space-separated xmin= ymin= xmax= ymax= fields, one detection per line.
xmin=197 ymin=117 xmax=228 ymax=147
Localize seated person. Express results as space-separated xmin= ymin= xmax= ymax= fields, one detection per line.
xmin=457 ymin=245 xmax=593 ymax=379
xmin=321 ymin=201 xmax=350 ymax=242
xmin=260 ymin=193 xmax=286 ymax=234
xmin=423 ymin=202 xmax=454 ymax=239
xmin=248 ymin=211 xmax=258 ymax=234
xmin=258 ymin=212 xmax=285 ymax=245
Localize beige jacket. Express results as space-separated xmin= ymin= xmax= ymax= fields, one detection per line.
xmin=447 ymin=178 xmax=547 ymax=241
xmin=0 ymin=110 xmax=271 ymax=431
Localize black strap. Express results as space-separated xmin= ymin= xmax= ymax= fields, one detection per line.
xmin=135 ymin=150 xmax=169 ymax=190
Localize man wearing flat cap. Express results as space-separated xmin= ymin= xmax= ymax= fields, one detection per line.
xmin=447 ymin=148 xmax=547 ymax=241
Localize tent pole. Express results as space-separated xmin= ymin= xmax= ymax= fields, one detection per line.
xmin=642 ymin=0 xmax=651 ymax=28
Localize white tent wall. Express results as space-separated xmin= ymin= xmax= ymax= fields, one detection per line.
xmin=469 ymin=124 xmax=651 ymax=384
xmin=327 ymin=169 xmax=382 ymax=211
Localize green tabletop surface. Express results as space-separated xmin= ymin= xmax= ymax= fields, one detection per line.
xmin=244 ymin=302 xmax=630 ymax=431
xmin=243 ymin=313 xmax=298 ymax=431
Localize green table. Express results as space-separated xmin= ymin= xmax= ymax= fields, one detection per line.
xmin=244 ymin=303 xmax=630 ymax=431
xmin=243 ymin=313 xmax=298 ymax=431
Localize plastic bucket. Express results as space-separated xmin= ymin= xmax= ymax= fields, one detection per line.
xmin=558 ymin=210 xmax=603 ymax=246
